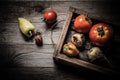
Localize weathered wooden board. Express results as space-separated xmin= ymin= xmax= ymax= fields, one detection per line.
xmin=1 ymin=1 xmax=120 ymax=25
xmin=0 ymin=1 xmax=120 ymax=80
xmin=0 ymin=67 xmax=104 ymax=80
xmin=0 ymin=44 xmax=56 ymax=67
xmin=0 ymin=22 xmax=64 ymax=44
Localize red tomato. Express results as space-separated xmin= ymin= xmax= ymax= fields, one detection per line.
xmin=74 ymin=14 xmax=92 ymax=33
xmin=43 ymin=10 xmax=57 ymax=24
xmin=89 ymin=23 xmax=113 ymax=46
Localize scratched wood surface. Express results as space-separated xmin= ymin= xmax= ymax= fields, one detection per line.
xmin=0 ymin=1 xmax=120 ymax=80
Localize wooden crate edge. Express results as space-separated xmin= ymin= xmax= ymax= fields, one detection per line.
xmin=53 ymin=7 xmax=74 ymax=58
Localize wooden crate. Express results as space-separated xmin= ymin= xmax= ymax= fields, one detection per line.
xmin=53 ymin=7 xmax=119 ymax=75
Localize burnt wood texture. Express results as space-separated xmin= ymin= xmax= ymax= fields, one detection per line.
xmin=0 ymin=0 xmax=120 ymax=80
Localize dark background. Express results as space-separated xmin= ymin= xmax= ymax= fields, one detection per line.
xmin=0 ymin=0 xmax=120 ymax=80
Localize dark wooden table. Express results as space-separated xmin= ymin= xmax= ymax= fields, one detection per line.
xmin=0 ymin=0 xmax=120 ymax=80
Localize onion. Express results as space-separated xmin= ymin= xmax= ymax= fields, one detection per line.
xmin=34 ymin=32 xmax=43 ymax=46
xmin=71 ymin=33 xmax=85 ymax=47
xmin=87 ymin=47 xmax=102 ymax=62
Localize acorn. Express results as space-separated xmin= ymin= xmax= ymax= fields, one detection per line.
xmin=34 ymin=32 xmax=43 ymax=46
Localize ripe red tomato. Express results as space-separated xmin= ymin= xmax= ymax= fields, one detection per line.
xmin=89 ymin=23 xmax=113 ymax=46
xmin=43 ymin=10 xmax=57 ymax=24
xmin=74 ymin=14 xmax=92 ymax=33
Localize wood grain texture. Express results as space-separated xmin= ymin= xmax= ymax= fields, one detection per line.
xmin=1 ymin=67 xmax=119 ymax=80
xmin=0 ymin=1 xmax=120 ymax=25
xmin=0 ymin=22 xmax=64 ymax=44
xmin=0 ymin=1 xmax=120 ymax=80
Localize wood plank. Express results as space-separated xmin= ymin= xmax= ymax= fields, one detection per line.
xmin=56 ymin=54 xmax=119 ymax=75
xmin=0 ymin=0 xmax=111 ymax=1
xmin=1 ymin=67 xmax=118 ymax=80
xmin=0 ymin=44 xmax=55 ymax=67
xmin=0 ymin=1 xmax=120 ymax=26
xmin=0 ymin=1 xmax=66 ymax=23
xmin=0 ymin=13 xmax=66 ymax=23
xmin=0 ymin=22 xmax=65 ymax=44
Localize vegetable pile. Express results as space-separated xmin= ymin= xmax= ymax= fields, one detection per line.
xmin=18 ymin=9 xmax=58 ymax=46
xmin=63 ymin=14 xmax=114 ymax=62
xmin=18 ymin=18 xmax=43 ymax=46
xmin=17 ymin=9 xmax=113 ymax=64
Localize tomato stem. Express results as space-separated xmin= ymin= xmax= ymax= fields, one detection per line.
xmin=85 ymin=17 xmax=91 ymax=23
xmin=64 ymin=45 xmax=69 ymax=51
xmin=97 ymin=27 xmax=105 ymax=37
xmin=85 ymin=17 xmax=90 ymax=21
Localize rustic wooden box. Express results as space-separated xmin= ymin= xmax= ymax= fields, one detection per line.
xmin=53 ymin=7 xmax=119 ymax=75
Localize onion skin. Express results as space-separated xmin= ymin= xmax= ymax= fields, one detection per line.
xmin=87 ymin=47 xmax=102 ymax=62
xmin=34 ymin=32 xmax=43 ymax=46
xmin=71 ymin=33 xmax=85 ymax=47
